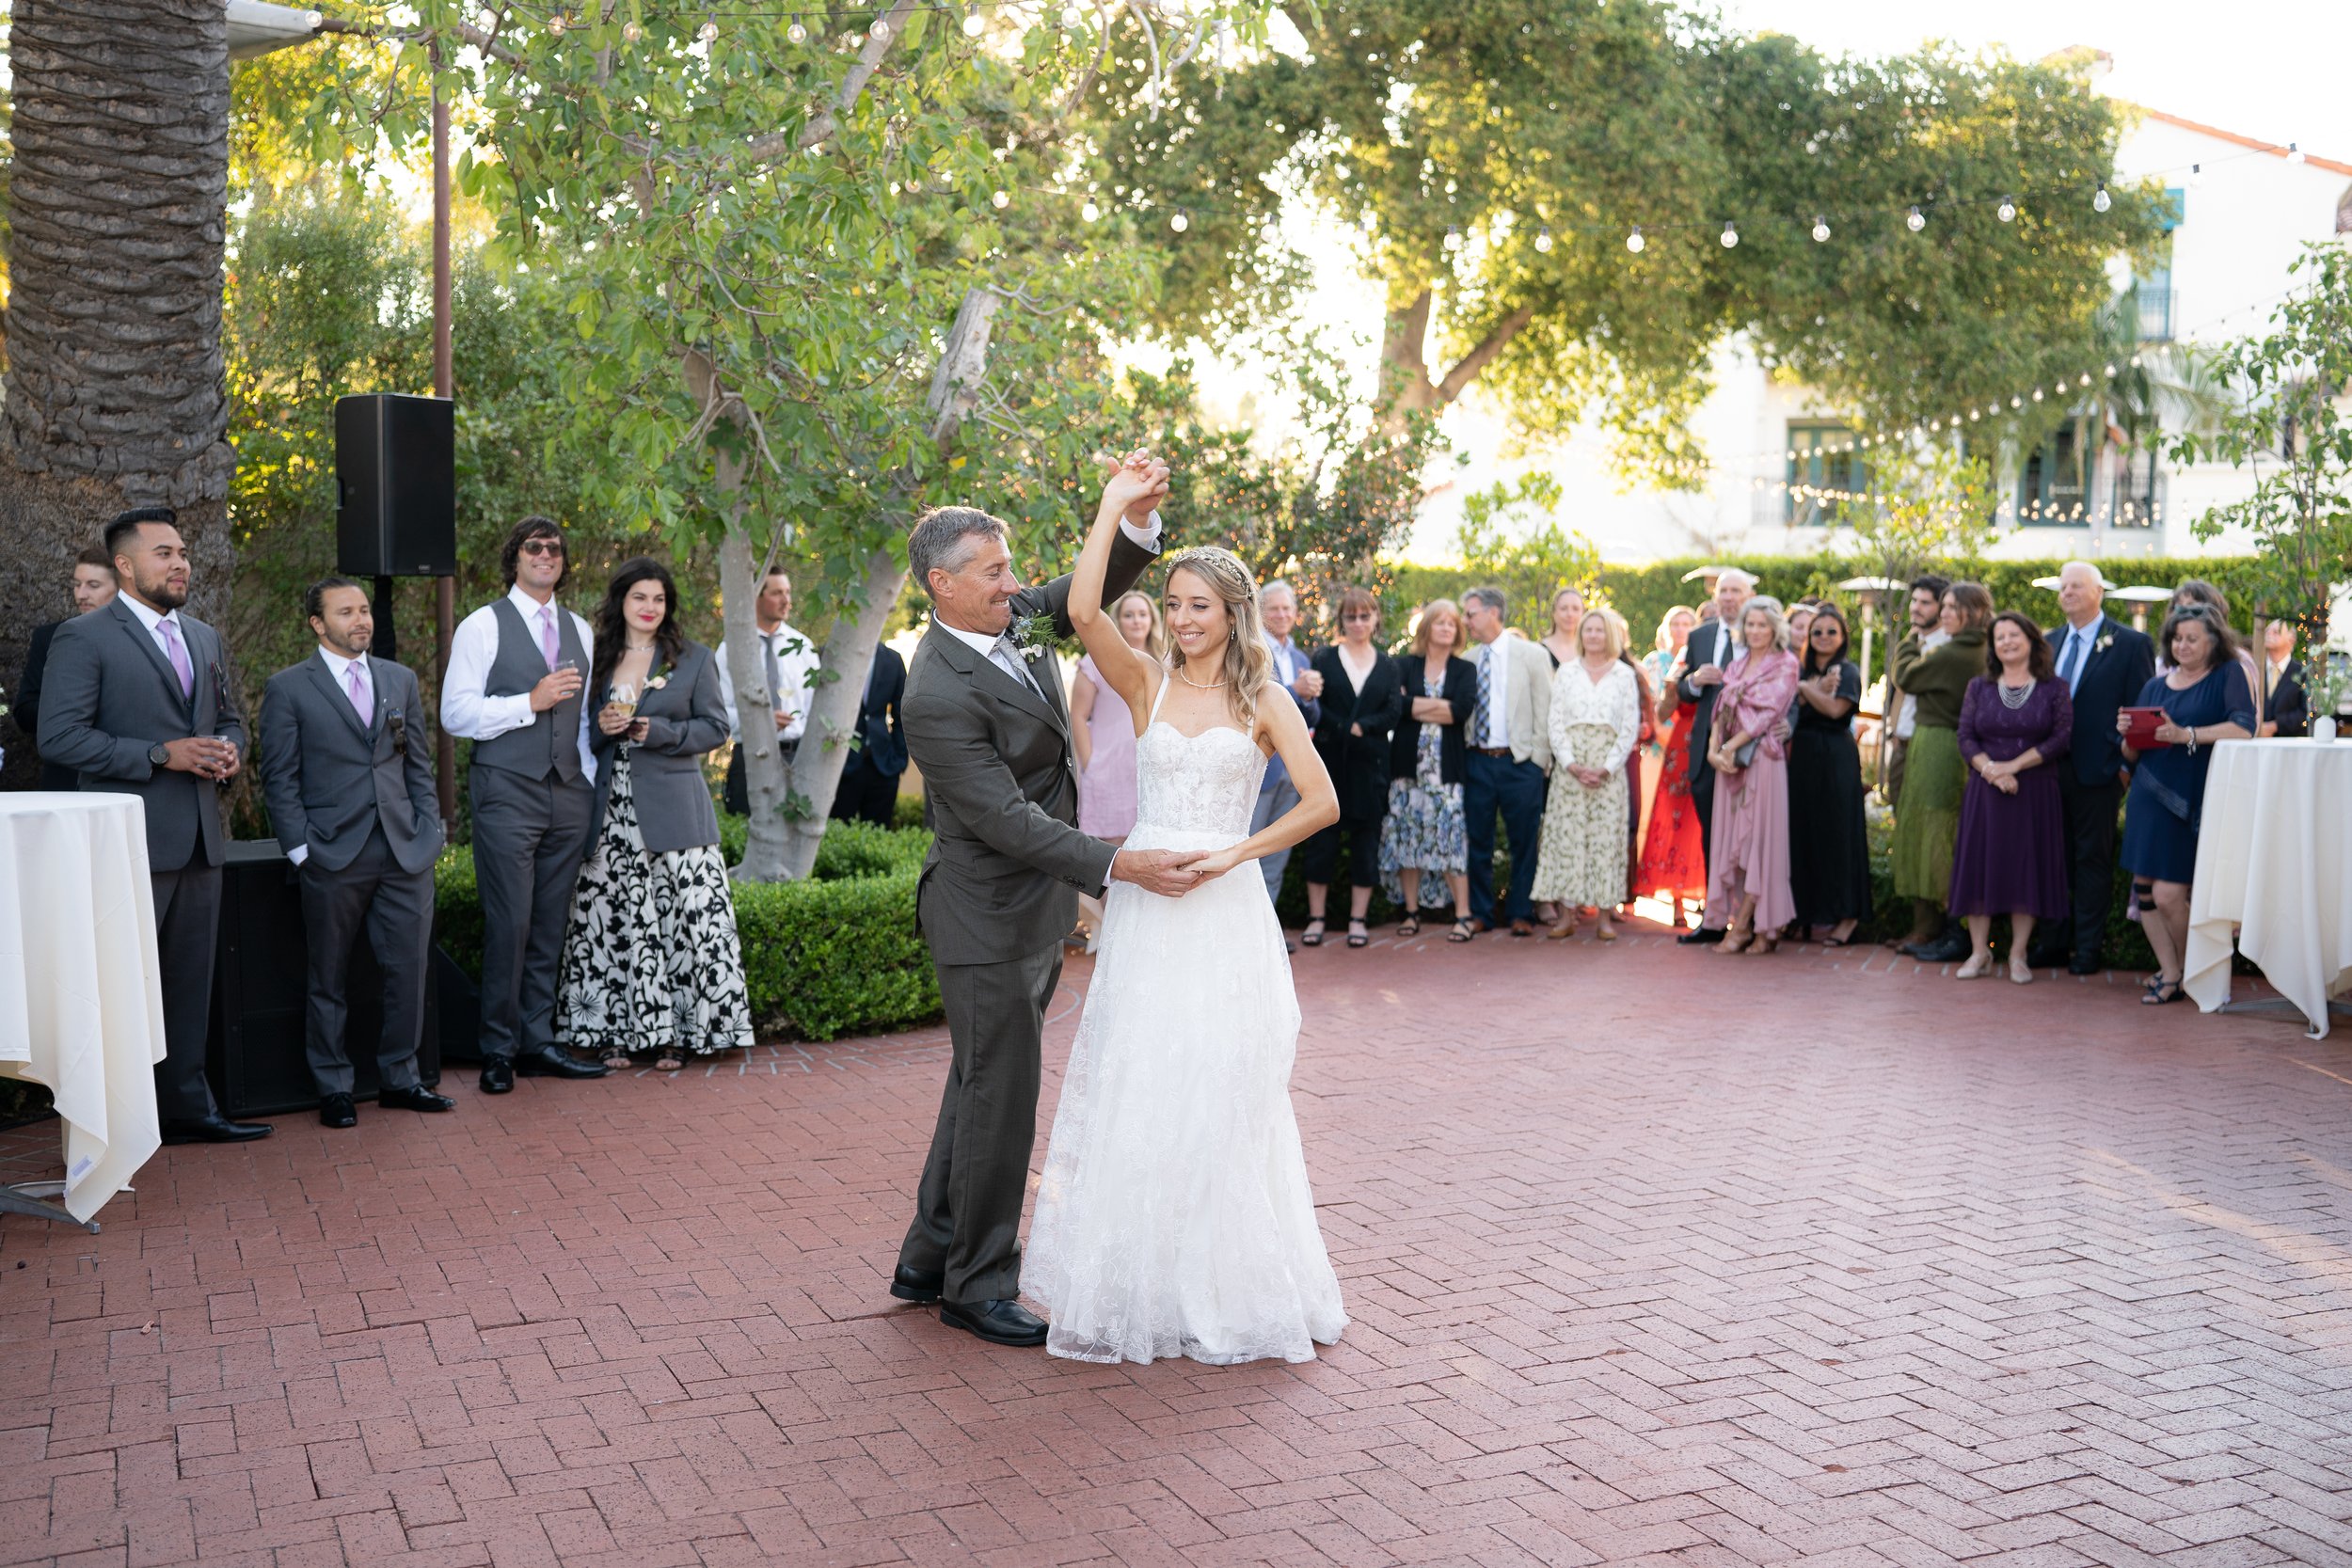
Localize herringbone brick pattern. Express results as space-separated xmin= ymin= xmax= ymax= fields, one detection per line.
xmin=5 ymin=926 xmax=2351 ymax=1566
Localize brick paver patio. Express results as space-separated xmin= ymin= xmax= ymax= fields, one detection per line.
xmin=5 ymin=925 xmax=2352 ymax=1567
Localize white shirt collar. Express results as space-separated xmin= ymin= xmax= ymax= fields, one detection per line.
xmin=318 ymin=645 xmax=369 ymax=684
xmin=760 ymin=620 xmax=806 ymax=650
xmin=507 ymin=583 xmax=561 ymax=621
xmin=120 ymin=594 xmax=175 ymax=634
xmin=933 ymin=614 xmax=1006 ymax=657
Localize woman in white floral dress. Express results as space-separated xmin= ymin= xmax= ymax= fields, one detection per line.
xmin=1532 ymin=610 xmax=1641 ymax=941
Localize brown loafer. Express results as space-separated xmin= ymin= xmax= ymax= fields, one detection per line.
xmin=1510 ymin=919 xmax=1535 ymax=938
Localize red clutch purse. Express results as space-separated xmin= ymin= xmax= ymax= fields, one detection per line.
xmin=2120 ymin=706 xmax=2171 ymax=750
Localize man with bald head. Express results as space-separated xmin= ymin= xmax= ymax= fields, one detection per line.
xmin=2027 ymin=562 xmax=2153 ymax=974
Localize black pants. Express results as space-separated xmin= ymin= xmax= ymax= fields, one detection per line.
xmin=298 ymin=827 xmax=433 ymax=1097
xmin=2051 ymin=769 xmax=2125 ymax=960
xmin=1689 ymin=763 xmax=1717 ymax=885
xmin=831 ymin=755 xmax=899 ymax=827
xmin=1465 ymin=751 xmax=1547 ymax=924
xmin=900 ymin=942 xmax=1061 ymax=1304
xmin=723 ymin=738 xmax=797 ymax=816
xmin=1299 ymin=813 xmax=1383 ymax=890
xmin=150 ymin=863 xmax=224 ymax=1123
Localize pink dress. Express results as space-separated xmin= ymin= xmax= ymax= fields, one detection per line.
xmin=1704 ymin=648 xmax=1800 ymax=933
xmin=1075 ymin=654 xmax=1140 ymax=839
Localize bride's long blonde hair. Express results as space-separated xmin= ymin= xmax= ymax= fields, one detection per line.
xmin=1161 ymin=546 xmax=1274 ymax=729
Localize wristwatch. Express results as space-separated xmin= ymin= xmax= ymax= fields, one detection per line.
xmin=148 ymin=742 xmax=171 ymax=768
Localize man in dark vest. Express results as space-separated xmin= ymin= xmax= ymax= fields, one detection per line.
xmin=439 ymin=516 xmax=611 ymax=1094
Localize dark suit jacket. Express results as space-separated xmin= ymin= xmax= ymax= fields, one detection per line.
xmin=907 ymin=527 xmax=1159 ymax=966
xmin=13 ymin=620 xmax=81 ymax=790
xmin=37 ymin=595 xmax=245 ymax=871
xmin=259 ymin=652 xmax=445 ymax=875
xmin=2263 ymin=658 xmax=2309 ymax=738
xmin=587 ymin=641 xmax=731 ymax=854
xmin=2045 ymin=614 xmax=2156 ymax=786
xmin=844 ymin=642 xmax=908 ymax=778
xmin=1388 ymin=654 xmax=1477 ymax=785
xmin=1677 ymin=617 xmax=1740 ymax=784
xmin=1311 ymin=645 xmax=1406 ymax=820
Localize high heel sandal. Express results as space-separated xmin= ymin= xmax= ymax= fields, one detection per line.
xmin=1447 ymin=918 xmax=1476 ymax=943
xmin=1396 ymin=915 xmax=1422 ymax=940
xmin=1596 ymin=923 xmax=1617 ymax=943
xmin=1714 ymin=923 xmax=1754 ymax=955
xmin=2142 ymin=975 xmax=2185 ymax=1006
xmin=1300 ymin=918 xmax=1326 ymax=947
xmin=1346 ymin=919 xmax=1370 ymax=948
xmin=1749 ymin=930 xmax=1777 ymax=955
xmin=1545 ymin=917 xmax=1578 ymax=941
xmin=2010 ymin=955 xmax=2035 ymax=985
xmin=1955 ymin=953 xmax=1993 ymax=980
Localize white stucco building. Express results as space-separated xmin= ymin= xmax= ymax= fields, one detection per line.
xmin=1414 ymin=96 xmax=2352 ymax=566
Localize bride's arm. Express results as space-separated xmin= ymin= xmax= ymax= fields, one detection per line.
xmin=1069 ymin=458 xmax=1168 ymax=721
xmin=1187 ymin=692 xmax=1340 ymax=880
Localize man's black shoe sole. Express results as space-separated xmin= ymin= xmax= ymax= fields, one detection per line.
xmin=889 ymin=1278 xmax=943 ymax=1304
xmin=938 ymin=1303 xmax=1047 ymax=1346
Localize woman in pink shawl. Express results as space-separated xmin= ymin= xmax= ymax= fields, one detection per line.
xmin=1704 ymin=597 xmax=1802 ymax=955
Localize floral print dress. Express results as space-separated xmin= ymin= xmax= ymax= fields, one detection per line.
xmin=1532 ymin=659 xmax=1640 ymax=908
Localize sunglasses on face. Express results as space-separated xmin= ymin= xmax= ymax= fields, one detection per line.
xmin=1343 ymin=611 xmax=1377 ymax=623
xmin=518 ymin=539 xmax=564 ymax=558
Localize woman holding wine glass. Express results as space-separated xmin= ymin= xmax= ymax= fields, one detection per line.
xmin=555 ymin=557 xmax=754 ymax=1070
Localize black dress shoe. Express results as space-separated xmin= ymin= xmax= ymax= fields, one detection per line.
xmin=1677 ymin=927 xmax=1725 ymax=945
xmin=379 ymin=1085 xmax=456 ymax=1113
xmin=1905 ymin=933 xmax=1972 ymax=963
xmin=160 ymin=1115 xmax=274 ymax=1145
xmin=514 ymin=1046 xmax=610 ymax=1080
xmin=478 ymin=1057 xmax=516 ymax=1094
xmin=318 ymin=1094 xmax=358 ymax=1130
xmin=889 ymin=1264 xmax=945 ymax=1304
xmin=2026 ymin=943 xmax=2070 ymax=972
xmin=938 ymin=1297 xmax=1048 ymax=1347
xmin=2069 ymin=953 xmax=2106 ymax=976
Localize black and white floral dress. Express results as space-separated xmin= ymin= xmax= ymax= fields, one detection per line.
xmin=555 ymin=740 xmax=755 ymax=1059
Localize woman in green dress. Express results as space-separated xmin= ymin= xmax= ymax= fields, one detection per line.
xmin=1888 ymin=582 xmax=1991 ymax=958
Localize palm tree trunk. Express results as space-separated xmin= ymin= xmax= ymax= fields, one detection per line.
xmin=0 ymin=0 xmax=236 ymax=784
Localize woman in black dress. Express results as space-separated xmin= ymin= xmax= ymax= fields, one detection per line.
xmin=1786 ymin=605 xmax=1871 ymax=945
xmin=1302 ymin=586 xmax=1405 ymax=948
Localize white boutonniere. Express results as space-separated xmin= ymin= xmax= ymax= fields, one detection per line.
xmin=2095 ymin=632 xmax=2114 ymax=656
xmin=646 ymin=674 xmax=669 ymax=689
xmin=1009 ymin=613 xmax=1056 ymax=662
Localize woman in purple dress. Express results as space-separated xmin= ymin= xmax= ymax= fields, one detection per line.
xmin=1947 ymin=612 xmax=2073 ymax=984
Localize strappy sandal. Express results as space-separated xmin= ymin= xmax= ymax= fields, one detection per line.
xmin=600 ymin=1053 xmax=633 ymax=1071
xmin=1346 ymin=919 xmax=1370 ymax=948
xmin=1300 ymin=918 xmax=1327 ymax=947
xmin=1396 ymin=915 xmax=1422 ymax=939
xmin=1447 ymin=919 xmax=1475 ymax=942
xmin=2142 ymin=976 xmax=2185 ymax=1006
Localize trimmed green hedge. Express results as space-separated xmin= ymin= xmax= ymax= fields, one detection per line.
xmin=434 ymin=814 xmax=941 ymax=1042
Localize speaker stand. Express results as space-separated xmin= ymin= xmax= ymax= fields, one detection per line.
xmin=373 ymin=575 xmax=398 ymax=660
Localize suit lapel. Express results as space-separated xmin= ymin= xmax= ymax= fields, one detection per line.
xmin=309 ymin=654 xmax=373 ymax=742
xmin=111 ymin=597 xmax=191 ymax=713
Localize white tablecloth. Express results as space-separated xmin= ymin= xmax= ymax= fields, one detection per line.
xmin=0 ymin=793 xmax=167 ymax=1220
xmin=2185 ymin=740 xmax=2352 ymax=1037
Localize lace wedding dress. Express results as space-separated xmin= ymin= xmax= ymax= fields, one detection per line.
xmin=1025 ymin=679 xmax=1348 ymax=1365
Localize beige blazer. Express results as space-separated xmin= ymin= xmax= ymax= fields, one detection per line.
xmin=1471 ymin=634 xmax=1553 ymax=772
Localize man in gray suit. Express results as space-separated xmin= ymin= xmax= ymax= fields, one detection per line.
xmin=260 ymin=578 xmax=455 ymax=1128
xmin=891 ymin=458 xmax=1204 ymax=1347
xmin=440 ymin=516 xmax=611 ymax=1094
xmin=37 ymin=508 xmax=272 ymax=1145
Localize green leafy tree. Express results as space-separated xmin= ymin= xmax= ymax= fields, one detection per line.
xmin=1086 ymin=8 xmax=2164 ymax=481
xmin=1450 ymin=473 xmax=1601 ymax=635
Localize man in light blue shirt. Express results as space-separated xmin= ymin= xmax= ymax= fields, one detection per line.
xmin=1249 ymin=579 xmax=1324 ymax=911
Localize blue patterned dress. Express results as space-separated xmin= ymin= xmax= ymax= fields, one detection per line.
xmin=1378 ymin=666 xmax=1469 ymax=908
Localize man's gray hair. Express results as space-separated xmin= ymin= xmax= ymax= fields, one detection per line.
xmin=1464 ymin=585 xmax=1507 ymax=617
xmin=909 ymin=506 xmax=1010 ymax=597
xmin=1261 ymin=578 xmax=1296 ymax=604
xmin=1715 ymin=567 xmax=1757 ymax=593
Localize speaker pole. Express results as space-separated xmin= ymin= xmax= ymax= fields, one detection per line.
xmin=430 ymin=54 xmax=459 ymax=828
xmin=372 ymin=576 xmax=398 ymax=661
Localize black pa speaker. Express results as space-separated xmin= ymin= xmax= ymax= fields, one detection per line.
xmin=205 ymin=840 xmax=443 ymax=1118
xmin=335 ymin=393 xmax=456 ymax=577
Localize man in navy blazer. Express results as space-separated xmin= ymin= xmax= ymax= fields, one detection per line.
xmin=830 ymin=641 xmax=908 ymax=827
xmin=2028 ymin=562 xmax=2155 ymax=975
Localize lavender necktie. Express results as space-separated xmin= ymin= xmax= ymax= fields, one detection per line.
xmin=346 ymin=662 xmax=373 ymax=727
xmin=539 ymin=606 xmax=560 ymax=671
xmin=157 ymin=616 xmax=194 ymax=699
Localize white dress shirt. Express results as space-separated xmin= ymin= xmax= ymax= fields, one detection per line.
xmin=119 ymin=592 xmax=193 ymax=677
xmin=718 ymin=621 xmax=821 ymax=740
xmin=925 ymin=512 xmax=1166 ymax=698
xmin=439 ymin=584 xmax=596 ymax=782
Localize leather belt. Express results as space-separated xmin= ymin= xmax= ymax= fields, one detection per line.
xmin=1470 ymin=745 xmax=1514 ymax=757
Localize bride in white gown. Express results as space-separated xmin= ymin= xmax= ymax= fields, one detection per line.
xmin=1025 ymin=477 xmax=1350 ymax=1366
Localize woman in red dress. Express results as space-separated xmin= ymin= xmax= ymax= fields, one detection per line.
xmin=1635 ymin=610 xmax=1707 ymax=928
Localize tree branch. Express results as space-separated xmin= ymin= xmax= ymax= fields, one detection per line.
xmin=1434 ymin=307 xmax=1534 ymax=405
xmin=742 ymin=0 xmax=921 ymax=164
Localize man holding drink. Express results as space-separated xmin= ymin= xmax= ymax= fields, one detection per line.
xmin=439 ymin=515 xmax=611 ymax=1093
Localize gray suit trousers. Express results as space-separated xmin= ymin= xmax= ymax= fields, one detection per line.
xmin=898 ymin=942 xmax=1062 ymax=1304
xmin=469 ymin=765 xmax=593 ymax=1061
xmin=151 ymin=864 xmax=224 ymax=1123
xmin=299 ymin=826 xmax=433 ymax=1096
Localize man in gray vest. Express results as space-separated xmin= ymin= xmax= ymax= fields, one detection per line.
xmin=440 ymin=516 xmax=611 ymax=1094
xmin=260 ymin=578 xmax=454 ymax=1127
xmin=37 ymin=507 xmax=271 ymax=1144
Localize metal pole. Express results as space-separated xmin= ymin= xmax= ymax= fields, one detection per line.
xmin=431 ymin=58 xmax=457 ymax=828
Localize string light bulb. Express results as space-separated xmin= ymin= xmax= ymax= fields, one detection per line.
xmin=2031 ymin=387 xmax=2044 ymax=402
xmin=1534 ymin=226 xmax=1553 ymax=253
xmin=991 ymin=188 xmax=1009 ymax=209
xmin=1443 ymin=225 xmax=1463 ymax=253
xmin=2010 ymin=395 xmax=2023 ymax=409
xmin=1996 ymin=196 xmax=2016 ymax=223
xmin=1170 ymin=210 xmax=1188 ymax=232
xmin=1810 ymin=215 xmax=1830 ymax=243
xmin=787 ymin=20 xmax=806 ymax=40
xmin=1061 ymin=2 xmax=1084 ymax=24
xmin=962 ymin=9 xmax=984 ymax=35
xmin=1906 ymin=205 xmax=1926 ymax=232
xmin=2092 ymin=183 xmax=2111 ymax=214
xmin=869 ymin=18 xmax=889 ymax=40
xmin=1081 ymin=199 xmax=1100 ymax=222
xmin=1625 ymin=225 xmax=1645 ymax=254
xmin=1720 ymin=220 xmax=1739 ymax=248
xmin=621 ymin=19 xmax=642 ymax=40
xmin=548 ymin=12 xmax=567 ymax=33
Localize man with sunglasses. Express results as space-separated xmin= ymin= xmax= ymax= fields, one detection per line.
xmin=441 ymin=516 xmax=612 ymax=1093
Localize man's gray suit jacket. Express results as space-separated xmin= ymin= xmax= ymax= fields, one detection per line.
xmin=36 ymin=595 xmax=245 ymax=872
xmin=258 ymin=653 xmax=446 ymax=875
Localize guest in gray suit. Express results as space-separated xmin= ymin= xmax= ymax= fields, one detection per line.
xmin=440 ymin=516 xmax=612 ymax=1095
xmin=37 ymin=508 xmax=271 ymax=1145
xmin=555 ymin=557 xmax=753 ymax=1072
xmin=259 ymin=578 xmax=455 ymax=1128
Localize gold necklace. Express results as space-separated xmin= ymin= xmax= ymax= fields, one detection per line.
xmin=1175 ymin=662 xmax=1228 ymax=689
